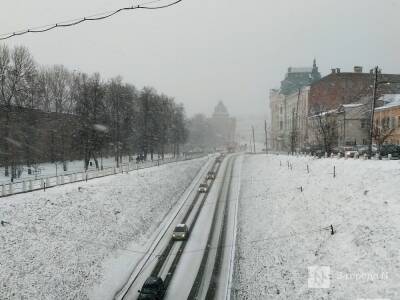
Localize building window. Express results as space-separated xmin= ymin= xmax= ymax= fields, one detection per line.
xmin=280 ymin=121 xmax=283 ymax=130
xmin=360 ymin=119 xmax=367 ymax=129
xmin=280 ymin=106 xmax=283 ymax=114
xmin=390 ymin=117 xmax=395 ymax=129
xmin=397 ymin=116 xmax=400 ymax=128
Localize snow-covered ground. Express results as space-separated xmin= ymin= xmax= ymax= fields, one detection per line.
xmin=0 ymin=157 xmax=207 ymax=300
xmin=233 ymin=154 xmax=400 ymax=299
xmin=0 ymin=154 xmax=175 ymax=184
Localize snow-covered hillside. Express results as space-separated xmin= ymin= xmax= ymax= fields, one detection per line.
xmin=233 ymin=154 xmax=400 ymax=299
xmin=0 ymin=157 xmax=207 ymax=300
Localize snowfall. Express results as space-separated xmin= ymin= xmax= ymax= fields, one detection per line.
xmin=2 ymin=153 xmax=400 ymax=300
xmin=0 ymin=156 xmax=208 ymax=300
xmin=233 ymin=154 xmax=400 ymax=299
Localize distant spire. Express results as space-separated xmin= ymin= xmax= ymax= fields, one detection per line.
xmin=311 ymin=58 xmax=321 ymax=81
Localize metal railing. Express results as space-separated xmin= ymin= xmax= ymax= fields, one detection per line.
xmin=0 ymin=154 xmax=205 ymax=198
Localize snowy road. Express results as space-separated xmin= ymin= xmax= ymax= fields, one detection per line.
xmin=115 ymin=156 xmax=220 ymax=300
xmin=116 ymin=153 xmax=242 ymax=300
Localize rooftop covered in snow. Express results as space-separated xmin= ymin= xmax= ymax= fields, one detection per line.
xmin=375 ymin=94 xmax=400 ymax=111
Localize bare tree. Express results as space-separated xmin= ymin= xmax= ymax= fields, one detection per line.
xmin=104 ymin=77 xmax=137 ymax=166
xmin=0 ymin=43 xmax=189 ymax=176
xmin=72 ymin=72 xmax=107 ymax=170
xmin=372 ymin=121 xmax=395 ymax=154
xmin=309 ymin=105 xmax=338 ymax=154
xmin=187 ymin=113 xmax=215 ymax=152
xmin=0 ymin=45 xmax=36 ymax=179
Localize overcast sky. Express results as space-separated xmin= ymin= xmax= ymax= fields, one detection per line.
xmin=1 ymin=0 xmax=400 ymax=118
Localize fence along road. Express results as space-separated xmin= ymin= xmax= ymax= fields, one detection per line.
xmin=0 ymin=154 xmax=206 ymax=198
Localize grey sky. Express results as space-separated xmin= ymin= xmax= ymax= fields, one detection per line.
xmin=1 ymin=0 xmax=400 ymax=117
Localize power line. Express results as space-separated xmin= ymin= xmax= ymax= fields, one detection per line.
xmin=0 ymin=0 xmax=184 ymax=41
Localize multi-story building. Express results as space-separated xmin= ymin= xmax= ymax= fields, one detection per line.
xmin=208 ymin=101 xmax=236 ymax=149
xmin=269 ymin=60 xmax=320 ymax=151
xmin=309 ymin=66 xmax=400 ymax=113
xmin=269 ymin=90 xmax=285 ymax=150
xmin=271 ymin=64 xmax=400 ymax=152
xmin=308 ymin=101 xmax=370 ymax=150
xmin=308 ymin=67 xmax=400 ymax=150
xmin=374 ymin=94 xmax=400 ymax=145
xmin=336 ymin=102 xmax=370 ymax=146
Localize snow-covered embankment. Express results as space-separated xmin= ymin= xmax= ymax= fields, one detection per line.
xmin=0 ymin=157 xmax=208 ymax=299
xmin=233 ymin=154 xmax=400 ymax=299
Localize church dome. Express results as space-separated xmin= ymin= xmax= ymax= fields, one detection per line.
xmin=213 ymin=101 xmax=229 ymax=117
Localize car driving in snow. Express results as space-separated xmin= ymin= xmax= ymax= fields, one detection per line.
xmin=198 ymin=182 xmax=208 ymax=193
xmin=172 ymin=224 xmax=189 ymax=241
xmin=138 ymin=276 xmax=165 ymax=300
xmin=206 ymin=171 xmax=216 ymax=180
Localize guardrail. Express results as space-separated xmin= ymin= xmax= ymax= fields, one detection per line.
xmin=0 ymin=154 xmax=206 ymax=198
xmin=272 ymin=151 xmax=396 ymax=160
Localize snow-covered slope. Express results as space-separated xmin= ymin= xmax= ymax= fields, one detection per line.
xmin=233 ymin=154 xmax=400 ymax=299
xmin=0 ymin=157 xmax=207 ymax=300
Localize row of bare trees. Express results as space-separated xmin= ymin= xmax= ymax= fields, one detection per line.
xmin=0 ymin=44 xmax=187 ymax=179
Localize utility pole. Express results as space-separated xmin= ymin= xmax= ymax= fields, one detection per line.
xmin=252 ymin=126 xmax=256 ymax=153
xmin=249 ymin=133 xmax=252 ymax=153
xmin=290 ymin=109 xmax=296 ymax=154
xmin=295 ymin=89 xmax=300 ymax=151
xmin=264 ymin=120 xmax=268 ymax=155
xmin=289 ymin=89 xmax=301 ymax=155
xmin=368 ymin=66 xmax=379 ymax=159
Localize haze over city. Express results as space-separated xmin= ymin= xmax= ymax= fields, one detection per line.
xmin=2 ymin=1 xmax=400 ymax=299
xmin=1 ymin=0 xmax=400 ymax=117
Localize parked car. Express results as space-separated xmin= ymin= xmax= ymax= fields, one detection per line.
xmin=206 ymin=171 xmax=216 ymax=180
xmin=138 ymin=276 xmax=165 ymax=300
xmin=343 ymin=146 xmax=358 ymax=158
xmin=301 ymin=146 xmax=313 ymax=154
xmin=379 ymin=144 xmax=400 ymax=159
xmin=356 ymin=145 xmax=377 ymax=156
xmin=198 ymin=183 xmax=208 ymax=193
xmin=331 ymin=147 xmax=340 ymax=155
xmin=309 ymin=145 xmax=324 ymax=157
xmin=216 ymin=157 xmax=223 ymax=163
xmin=172 ymin=224 xmax=189 ymax=241
xmin=334 ymin=146 xmax=357 ymax=157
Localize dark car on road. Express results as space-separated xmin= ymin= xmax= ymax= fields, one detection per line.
xmin=198 ymin=182 xmax=208 ymax=193
xmin=138 ymin=276 xmax=165 ymax=300
xmin=206 ymin=171 xmax=216 ymax=180
xmin=172 ymin=224 xmax=189 ymax=241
